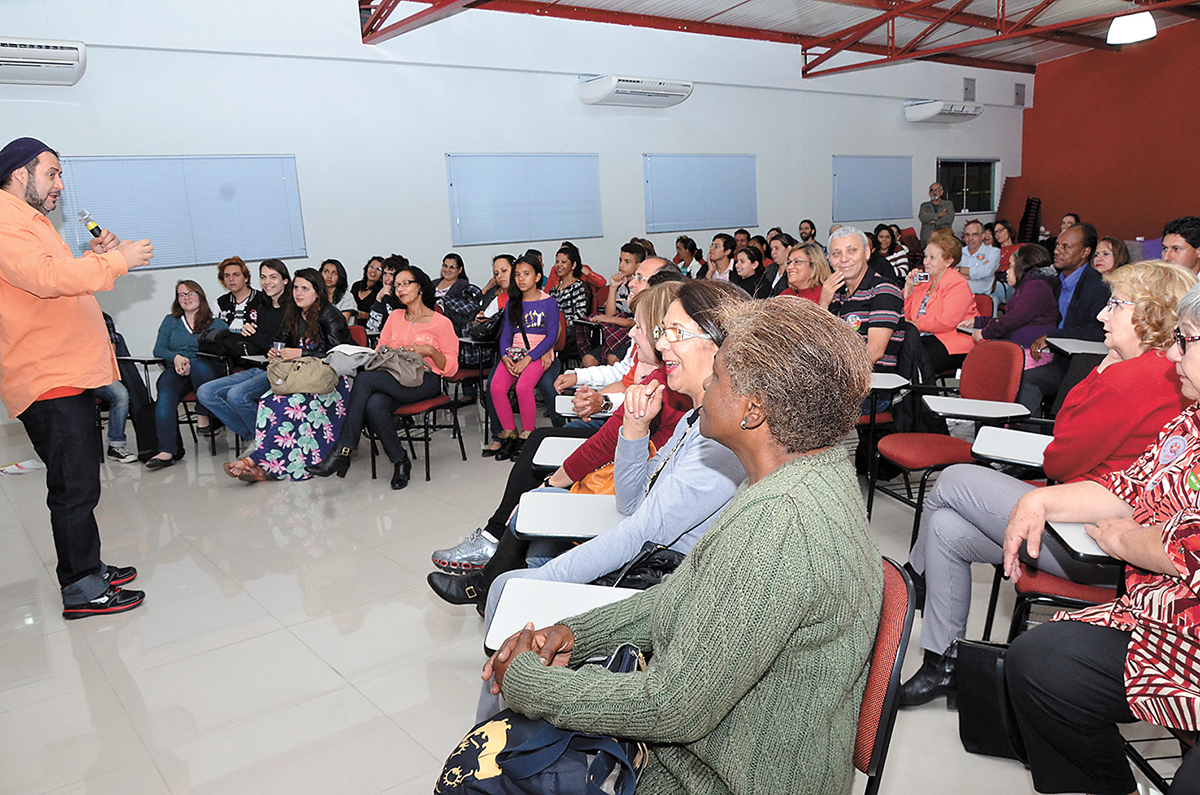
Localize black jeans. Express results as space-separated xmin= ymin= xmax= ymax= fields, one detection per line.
xmin=477 ymin=426 xmax=597 ymax=585
xmin=920 ymin=335 xmax=967 ymax=376
xmin=336 ymin=370 xmax=442 ymax=464
xmin=18 ymin=391 xmax=108 ymax=602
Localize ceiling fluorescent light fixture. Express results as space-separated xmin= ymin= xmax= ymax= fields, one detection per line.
xmin=1107 ymin=10 xmax=1157 ymax=45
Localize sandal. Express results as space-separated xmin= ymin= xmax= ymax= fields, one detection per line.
xmin=237 ymin=458 xmax=269 ymax=483
xmin=223 ymin=459 xmax=248 ymax=479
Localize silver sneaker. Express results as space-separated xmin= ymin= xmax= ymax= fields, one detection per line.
xmin=432 ymin=528 xmax=497 ymax=572
xmin=107 ymin=446 xmax=138 ymax=464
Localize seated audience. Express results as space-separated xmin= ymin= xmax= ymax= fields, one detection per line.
xmin=320 ymin=258 xmax=356 ymax=321
xmin=766 ymin=232 xmax=797 ymax=294
xmin=477 ymin=296 xmax=881 ymax=795
xmin=96 ymin=312 xmax=139 ymax=463
xmin=479 ymin=253 xmax=514 ymax=311
xmin=215 ymin=256 xmax=260 ymax=332
xmin=583 ymin=243 xmax=643 ymax=367
xmin=549 ymin=245 xmax=590 ymax=359
xmin=1019 ymin=222 xmax=1110 ymax=414
xmin=364 ymin=255 xmax=403 ymax=341
xmin=347 ymin=256 xmax=383 ymax=324
xmin=434 ymin=253 xmax=483 ymax=336
xmin=696 ymin=233 xmax=734 ymax=280
xmin=733 ymin=228 xmax=750 ymax=252
xmin=431 ymin=282 xmax=686 ymax=572
xmin=222 ymin=267 xmax=352 ymax=482
xmin=875 ymin=223 xmax=911 ymax=279
xmin=982 ymin=221 xmax=995 ymax=247
xmin=1004 ymin=279 xmax=1200 ymax=795
xmin=903 ymin=227 xmax=978 ymax=374
xmin=866 ymin=231 xmax=899 ymax=284
xmin=198 ymin=259 xmax=292 ymax=442
xmin=544 ymin=241 xmax=604 ymax=293
xmin=780 ymin=242 xmax=831 ymax=303
xmin=1093 ymin=235 xmax=1131 ymax=275
xmin=823 ymin=226 xmax=905 ymax=375
xmin=428 ymin=280 xmax=749 ymax=616
xmin=797 ymin=218 xmax=820 ymax=248
xmin=969 ymin=244 xmax=1060 ymax=360
xmin=433 ymin=252 xmax=469 ymax=300
xmin=1161 ymin=215 xmax=1200 ymax=275
xmin=307 ymin=264 xmax=458 ymax=489
xmin=901 ymin=260 xmax=1195 ymax=708
xmin=146 ymin=281 xmax=229 ymax=470
xmin=730 ymin=245 xmax=774 ymax=298
xmin=490 ymin=255 xmax=560 ymax=460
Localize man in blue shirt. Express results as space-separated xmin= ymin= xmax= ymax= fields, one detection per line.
xmin=1017 ymin=223 xmax=1109 ymax=414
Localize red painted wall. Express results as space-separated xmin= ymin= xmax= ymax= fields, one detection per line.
xmin=1021 ymin=19 xmax=1200 ymax=241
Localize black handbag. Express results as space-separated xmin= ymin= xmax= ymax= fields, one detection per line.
xmin=954 ymin=639 xmax=1027 ymax=761
xmin=470 ymin=312 xmax=503 ymax=344
xmin=591 ymin=541 xmax=685 ymax=590
xmin=435 ymin=643 xmax=647 ymax=795
xmin=198 ymin=328 xmax=250 ymax=358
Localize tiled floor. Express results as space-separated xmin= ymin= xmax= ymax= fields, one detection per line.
xmin=0 ymin=408 xmax=1133 ymax=795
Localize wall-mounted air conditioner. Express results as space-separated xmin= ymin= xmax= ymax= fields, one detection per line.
xmin=579 ymin=75 xmax=693 ymax=108
xmin=904 ymin=100 xmax=983 ymax=124
xmin=0 ymin=37 xmax=86 ymax=86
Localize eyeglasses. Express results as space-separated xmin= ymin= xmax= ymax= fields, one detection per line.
xmin=630 ymin=273 xmax=649 ymax=283
xmin=395 ymin=279 xmax=417 ymax=287
xmin=177 ymin=291 xmax=198 ymax=299
xmin=653 ymin=325 xmax=712 ymax=344
xmin=785 ymin=257 xmax=812 ymax=267
xmin=1175 ymin=328 xmax=1200 ymax=354
xmin=1103 ymin=297 xmax=1136 ymax=313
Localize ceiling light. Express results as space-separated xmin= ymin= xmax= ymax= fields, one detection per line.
xmin=1107 ymin=10 xmax=1157 ymax=45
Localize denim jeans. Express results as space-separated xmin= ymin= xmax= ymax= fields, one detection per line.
xmin=154 ymin=358 xmax=224 ymax=455
xmin=196 ymin=369 xmax=269 ymax=441
xmin=94 ymin=381 xmax=130 ymax=447
xmin=18 ymin=391 xmax=110 ymax=602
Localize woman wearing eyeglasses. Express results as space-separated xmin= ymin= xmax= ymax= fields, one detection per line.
xmin=145 ymin=280 xmax=228 ymax=470
xmin=1004 ymin=277 xmax=1200 ymax=795
xmin=901 ymin=261 xmax=1194 ymax=710
xmin=428 ymin=280 xmax=749 ymax=621
xmin=780 ymin=242 xmax=832 ymax=303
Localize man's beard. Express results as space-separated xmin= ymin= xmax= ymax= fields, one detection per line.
xmin=24 ymin=181 xmax=52 ymax=215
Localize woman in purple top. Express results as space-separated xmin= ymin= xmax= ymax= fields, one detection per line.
xmin=972 ymin=244 xmax=1061 ymax=356
xmin=490 ymin=254 xmax=560 ymax=460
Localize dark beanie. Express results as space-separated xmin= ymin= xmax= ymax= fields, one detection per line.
xmin=0 ymin=137 xmax=52 ymax=183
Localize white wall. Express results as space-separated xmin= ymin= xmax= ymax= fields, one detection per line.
xmin=0 ymin=0 xmax=1029 ymax=421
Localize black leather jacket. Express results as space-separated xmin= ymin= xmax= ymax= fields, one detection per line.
xmin=274 ymin=304 xmax=352 ymax=357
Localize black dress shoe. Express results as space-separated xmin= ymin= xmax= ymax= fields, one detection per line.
xmin=391 ymin=455 xmax=412 ymax=490
xmin=427 ymin=570 xmax=487 ymax=607
xmin=63 ymin=586 xmax=145 ymax=620
xmin=899 ymin=650 xmax=957 ymax=708
xmin=481 ymin=446 xmax=498 ymax=458
xmin=494 ymin=436 xmax=518 ymax=462
xmin=306 ymin=446 xmax=352 ymax=478
xmin=145 ymin=456 xmax=174 ymax=471
xmin=104 ymin=565 xmax=137 ymax=587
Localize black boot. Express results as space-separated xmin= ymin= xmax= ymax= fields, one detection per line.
xmin=899 ymin=649 xmax=957 ymax=708
xmin=391 ymin=454 xmax=412 ymax=490
xmin=427 ymin=570 xmax=487 ymax=607
xmin=494 ymin=433 xmax=518 ymax=462
xmin=306 ymin=445 xmax=352 ymax=478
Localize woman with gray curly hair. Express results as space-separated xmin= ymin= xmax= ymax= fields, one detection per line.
xmin=482 ymin=295 xmax=883 ymax=795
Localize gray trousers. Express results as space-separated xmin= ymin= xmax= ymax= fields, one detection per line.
xmin=908 ymin=464 xmax=1073 ymax=655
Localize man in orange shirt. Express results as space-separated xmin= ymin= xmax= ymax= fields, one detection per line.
xmin=0 ymin=137 xmax=154 ymax=619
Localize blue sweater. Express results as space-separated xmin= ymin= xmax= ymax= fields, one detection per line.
xmin=153 ymin=314 xmax=228 ymax=361
xmin=499 ymin=294 xmax=560 ymax=361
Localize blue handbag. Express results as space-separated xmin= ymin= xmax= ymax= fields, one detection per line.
xmin=435 ymin=643 xmax=647 ymax=795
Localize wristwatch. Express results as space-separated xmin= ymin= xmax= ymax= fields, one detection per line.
xmin=599 ymin=395 xmax=614 ymax=413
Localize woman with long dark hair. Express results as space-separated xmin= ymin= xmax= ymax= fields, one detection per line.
xmin=348 ymin=256 xmax=384 ymax=323
xmin=146 ymin=280 xmax=228 ymax=469
xmin=550 ymin=245 xmax=589 ymax=357
xmin=320 ymin=258 xmax=355 ymax=321
xmin=307 ymin=265 xmax=459 ymax=489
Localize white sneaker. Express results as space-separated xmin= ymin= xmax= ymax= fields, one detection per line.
xmin=432 ymin=528 xmax=497 ymax=572
xmin=107 ymin=446 xmax=138 ymax=464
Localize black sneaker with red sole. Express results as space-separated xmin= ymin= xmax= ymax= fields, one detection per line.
xmin=104 ymin=565 xmax=137 ymax=587
xmin=62 ymin=586 xmax=145 ymax=620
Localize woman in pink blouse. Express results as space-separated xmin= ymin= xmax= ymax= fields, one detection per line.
xmin=1004 ymin=278 xmax=1200 ymax=795
xmin=902 ymin=227 xmax=977 ymax=374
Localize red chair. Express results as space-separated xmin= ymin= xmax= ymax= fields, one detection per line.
xmin=1006 ymin=563 xmax=1117 ymax=642
xmin=973 ymin=294 xmax=993 ymax=318
xmin=869 ymin=340 xmax=1024 ymax=548
xmin=367 ymin=393 xmax=467 ymax=482
xmin=349 ymin=324 xmax=369 ymax=347
xmin=856 ymin=557 xmax=915 ymax=795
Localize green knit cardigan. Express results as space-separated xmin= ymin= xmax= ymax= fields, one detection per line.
xmin=501 ymin=445 xmax=884 ymax=795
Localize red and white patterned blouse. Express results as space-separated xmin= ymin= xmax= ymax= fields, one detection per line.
xmin=1061 ymin=404 xmax=1200 ymax=730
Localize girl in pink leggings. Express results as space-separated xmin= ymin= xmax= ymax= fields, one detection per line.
xmin=490 ymin=255 xmax=559 ymax=461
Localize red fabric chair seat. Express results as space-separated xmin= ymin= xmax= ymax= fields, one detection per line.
xmin=1013 ymin=564 xmax=1118 ymax=603
xmin=877 ymin=433 xmax=973 ymax=471
xmin=392 ymin=395 xmax=451 ymax=417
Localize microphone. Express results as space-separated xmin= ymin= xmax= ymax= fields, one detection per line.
xmin=76 ymin=210 xmax=101 ymax=238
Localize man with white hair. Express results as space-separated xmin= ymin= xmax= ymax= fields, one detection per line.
xmin=822 ymin=226 xmax=905 ymax=372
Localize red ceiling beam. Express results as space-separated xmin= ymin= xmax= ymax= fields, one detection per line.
xmin=1009 ymin=0 xmax=1059 ymax=32
xmin=816 ymin=0 xmax=1113 ymax=50
xmin=803 ymin=0 xmax=1199 ymax=77
xmin=898 ymin=0 xmax=977 ymax=55
xmin=363 ymin=0 xmax=482 ymax=44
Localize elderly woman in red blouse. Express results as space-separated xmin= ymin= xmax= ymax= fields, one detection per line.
xmin=902 ymin=227 xmax=978 ymax=374
xmin=1004 ymin=278 xmax=1200 ymax=795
